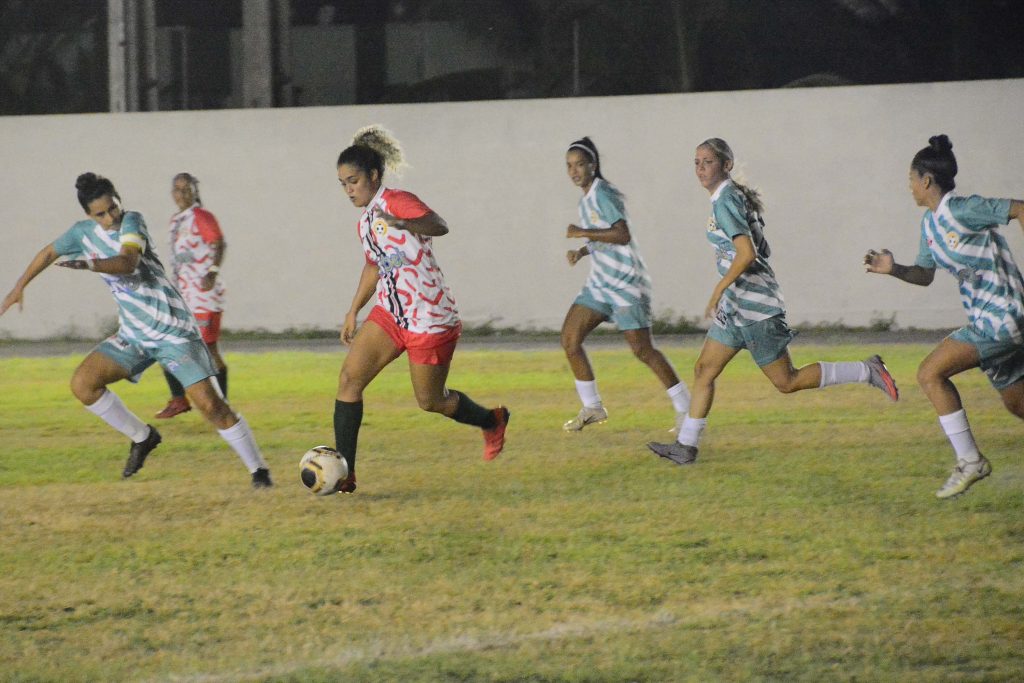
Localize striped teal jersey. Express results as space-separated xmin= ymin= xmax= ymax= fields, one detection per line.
xmin=914 ymin=193 xmax=1023 ymax=343
xmin=706 ymin=180 xmax=785 ymax=325
xmin=53 ymin=211 xmax=200 ymax=347
xmin=578 ymin=178 xmax=652 ymax=305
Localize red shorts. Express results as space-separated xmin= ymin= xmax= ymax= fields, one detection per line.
xmin=367 ymin=306 xmax=460 ymax=366
xmin=194 ymin=310 xmax=222 ymax=345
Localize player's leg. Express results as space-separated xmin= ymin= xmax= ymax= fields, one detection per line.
xmin=999 ymin=380 xmax=1024 ymax=420
xmin=406 ymin=329 xmax=509 ymax=461
xmin=71 ymin=345 xmax=162 ymax=478
xmin=184 ymin=377 xmax=272 ymax=488
xmin=561 ymin=301 xmax=610 ymax=430
xmin=202 ymin=311 xmax=229 ymax=398
xmin=622 ymin=326 xmax=690 ymax=428
xmin=759 ymin=350 xmax=822 ymax=393
xmin=917 ymin=337 xmax=990 ymax=499
xmin=333 ymin=316 xmax=405 ymax=490
xmin=647 ymin=337 xmax=740 ymax=465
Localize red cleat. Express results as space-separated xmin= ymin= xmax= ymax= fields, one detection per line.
xmin=336 ymin=473 xmax=357 ymax=493
xmin=155 ymin=396 xmax=191 ymax=419
xmin=482 ymin=406 xmax=510 ymax=461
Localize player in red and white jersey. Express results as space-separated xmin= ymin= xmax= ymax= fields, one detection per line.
xmin=330 ymin=125 xmax=509 ymax=493
xmin=154 ymin=173 xmax=229 ymax=419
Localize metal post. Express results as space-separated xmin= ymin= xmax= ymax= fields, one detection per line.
xmin=572 ymin=18 xmax=580 ymax=96
xmin=242 ymin=0 xmax=274 ymax=108
xmin=108 ymin=0 xmax=127 ymax=112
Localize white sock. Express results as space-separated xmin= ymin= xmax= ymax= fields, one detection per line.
xmin=818 ymin=361 xmax=869 ymax=388
xmin=218 ymin=415 xmax=268 ymax=473
xmin=85 ymin=389 xmax=149 ymax=443
xmin=575 ymin=379 xmax=602 ymax=408
xmin=938 ymin=409 xmax=981 ymax=463
xmin=677 ymin=414 xmax=707 ymax=447
xmin=667 ymin=381 xmax=691 ymax=414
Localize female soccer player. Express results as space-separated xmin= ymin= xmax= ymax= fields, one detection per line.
xmin=864 ymin=135 xmax=1024 ymax=499
xmin=0 ymin=173 xmax=272 ymax=488
xmin=648 ymin=138 xmax=898 ymax=465
xmin=561 ymin=137 xmax=691 ymax=432
xmin=154 ymin=172 xmax=229 ymax=419
xmin=332 ymin=125 xmax=509 ymax=493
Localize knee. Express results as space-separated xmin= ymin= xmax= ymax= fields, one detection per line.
xmin=693 ymin=360 xmax=716 ymax=386
xmin=415 ymin=394 xmax=447 ymax=414
xmin=337 ymin=367 xmax=365 ymax=399
xmin=69 ymin=372 xmax=102 ymax=404
xmin=561 ymin=331 xmax=582 ymax=355
xmin=916 ymin=363 xmax=940 ymax=391
xmin=772 ymin=377 xmax=799 ymax=394
xmin=630 ymin=344 xmax=657 ymax=366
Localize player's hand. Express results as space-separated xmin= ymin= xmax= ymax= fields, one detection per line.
xmin=863 ymin=249 xmax=894 ymax=274
xmin=55 ymin=259 xmax=91 ymax=270
xmin=704 ymin=291 xmax=722 ymax=320
xmin=378 ymin=211 xmax=401 ymax=229
xmin=566 ymin=224 xmax=584 ymax=239
xmin=0 ymin=288 xmax=24 ymax=316
xmin=566 ymin=249 xmax=582 ymax=266
xmin=340 ymin=311 xmax=358 ymax=346
xmin=199 ymin=271 xmax=217 ymax=291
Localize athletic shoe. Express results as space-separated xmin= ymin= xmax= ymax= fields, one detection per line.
xmin=646 ymin=441 xmax=698 ymax=465
xmin=155 ymin=396 xmax=191 ymax=419
xmin=563 ymin=405 xmax=608 ymax=432
xmin=865 ymin=355 xmax=899 ymax=401
xmin=251 ymin=468 xmax=273 ymax=489
xmin=123 ymin=425 xmax=162 ymax=478
xmin=936 ymin=456 xmax=992 ymax=499
xmin=337 ymin=473 xmax=357 ymax=494
xmin=483 ymin=406 xmax=510 ymax=461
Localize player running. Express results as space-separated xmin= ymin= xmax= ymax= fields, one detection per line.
xmin=330 ymin=125 xmax=509 ymax=493
xmin=864 ymin=134 xmax=1024 ymax=499
xmin=561 ymin=136 xmax=691 ymax=433
xmin=0 ymin=173 xmax=272 ymax=488
xmin=648 ymin=138 xmax=898 ymax=466
xmin=154 ymin=172 xmax=229 ymax=418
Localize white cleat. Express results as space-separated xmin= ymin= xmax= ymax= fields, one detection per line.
xmin=935 ymin=456 xmax=992 ymax=499
xmin=563 ymin=405 xmax=608 ymax=432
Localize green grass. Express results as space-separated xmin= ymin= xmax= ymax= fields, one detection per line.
xmin=1 ymin=344 xmax=1022 ymax=681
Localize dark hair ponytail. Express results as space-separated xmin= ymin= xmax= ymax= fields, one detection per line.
xmin=911 ymin=134 xmax=957 ymax=193
xmin=75 ymin=172 xmax=119 ymax=212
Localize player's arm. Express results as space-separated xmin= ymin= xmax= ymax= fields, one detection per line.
xmin=0 ymin=243 xmax=60 ymax=316
xmin=566 ymin=219 xmax=630 ymax=245
xmin=704 ymin=234 xmax=756 ymax=319
xmin=200 ymin=239 xmax=225 ymax=291
xmin=341 ymin=261 xmax=380 ymax=345
xmin=863 ymin=249 xmax=935 ymax=286
xmin=566 ymin=243 xmax=590 ymax=266
xmin=58 ymin=244 xmax=142 ymax=275
xmin=379 ymin=210 xmax=448 ymax=237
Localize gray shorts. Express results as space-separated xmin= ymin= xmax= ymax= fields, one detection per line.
xmin=97 ymin=332 xmax=217 ymax=388
xmin=707 ymin=313 xmax=795 ymax=367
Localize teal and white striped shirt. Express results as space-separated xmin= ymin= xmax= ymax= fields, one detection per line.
xmin=53 ymin=211 xmax=200 ymax=347
xmin=915 ymin=193 xmax=1024 ymax=343
xmin=579 ymin=178 xmax=651 ymax=306
xmin=707 ymin=180 xmax=785 ymax=326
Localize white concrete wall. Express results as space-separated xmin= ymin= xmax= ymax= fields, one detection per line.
xmin=2 ymin=79 xmax=1023 ymax=340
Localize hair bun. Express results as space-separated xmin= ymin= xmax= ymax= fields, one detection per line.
xmin=75 ymin=172 xmax=98 ymax=192
xmin=928 ymin=135 xmax=952 ymax=153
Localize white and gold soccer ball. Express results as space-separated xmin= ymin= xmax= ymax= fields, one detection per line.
xmin=299 ymin=446 xmax=348 ymax=496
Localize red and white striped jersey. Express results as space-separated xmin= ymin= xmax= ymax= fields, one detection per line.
xmin=168 ymin=204 xmax=225 ymax=313
xmin=357 ymin=186 xmax=459 ymax=333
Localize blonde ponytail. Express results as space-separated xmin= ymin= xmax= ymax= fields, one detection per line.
xmin=352 ymin=125 xmax=406 ymax=175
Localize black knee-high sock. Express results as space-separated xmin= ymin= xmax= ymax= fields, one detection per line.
xmin=334 ymin=399 xmax=363 ymax=474
xmin=164 ymin=369 xmax=186 ymax=399
xmin=216 ymin=367 xmax=228 ymax=399
xmin=450 ymin=390 xmax=496 ymax=429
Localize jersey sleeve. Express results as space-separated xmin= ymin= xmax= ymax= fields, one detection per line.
xmin=383 ymin=190 xmax=432 ymax=220
xmin=594 ymin=183 xmax=626 ymax=225
xmin=193 ymin=208 xmax=224 ymax=243
xmin=948 ymin=195 xmax=1011 ymax=231
xmin=713 ymin=191 xmax=751 ymax=240
xmin=914 ymin=217 xmax=936 ymax=269
xmin=119 ymin=211 xmax=147 ymax=251
xmin=52 ymin=222 xmax=85 ymax=257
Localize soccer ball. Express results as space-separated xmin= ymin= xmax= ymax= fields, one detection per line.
xmin=299 ymin=446 xmax=349 ymax=496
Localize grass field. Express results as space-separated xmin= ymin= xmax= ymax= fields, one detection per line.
xmin=1 ymin=342 xmax=1022 ymax=682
